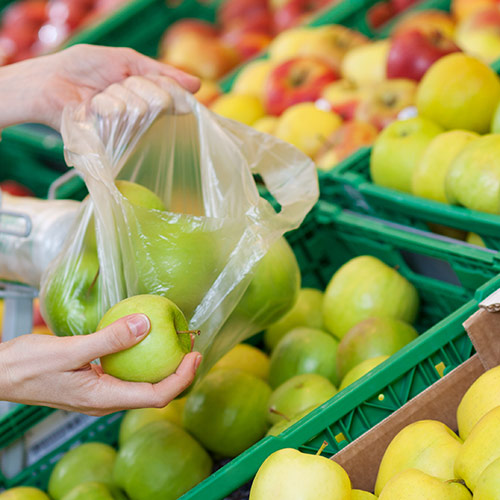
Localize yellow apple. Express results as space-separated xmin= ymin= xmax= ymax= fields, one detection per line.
xmin=253 ymin=115 xmax=279 ymax=135
xmin=392 ymin=9 xmax=456 ymax=38
xmin=320 ymin=79 xmax=369 ymax=121
xmin=194 ymin=79 xmax=221 ymax=107
xmin=341 ymin=40 xmax=391 ymax=88
xmin=211 ymin=343 xmax=270 ymax=381
xmin=339 ymin=355 xmax=389 ymax=391
xmin=352 ymin=491 xmax=377 ymax=500
xmin=452 ymin=0 xmax=497 ymax=23
xmin=211 ymin=93 xmax=266 ymax=125
xmin=232 ymin=59 xmax=275 ymax=99
xmin=416 ymin=53 xmax=500 ymax=133
xmin=412 ymin=130 xmax=479 ymax=203
xmin=466 ymin=232 xmax=486 ymax=247
xmin=474 ymin=457 xmax=500 ymax=500
xmin=274 ymin=102 xmax=342 ymax=158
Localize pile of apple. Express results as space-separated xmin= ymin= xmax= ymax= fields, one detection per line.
xmin=249 ymin=363 xmax=500 ymax=499
xmin=0 ymin=0 xmax=127 ymax=65
xmin=370 ymin=51 xmax=500 ymax=245
xmin=158 ymin=0 xmax=342 ymax=82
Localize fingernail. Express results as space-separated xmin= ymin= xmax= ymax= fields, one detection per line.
xmin=127 ymin=314 xmax=150 ymax=337
xmin=195 ymin=354 xmax=202 ymax=370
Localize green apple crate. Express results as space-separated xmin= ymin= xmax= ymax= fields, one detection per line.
xmin=327 ymin=146 xmax=500 ymax=251
xmin=0 ymin=200 xmax=500 ymax=497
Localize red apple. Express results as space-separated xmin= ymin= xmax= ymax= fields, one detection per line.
xmin=46 ymin=0 xmax=94 ymax=29
xmin=0 ymin=25 xmax=38 ymax=54
xmin=273 ymin=0 xmax=331 ymax=33
xmin=219 ymin=0 xmax=268 ymax=27
xmin=265 ymin=56 xmax=339 ymax=116
xmin=319 ymin=79 xmax=369 ymax=121
xmin=226 ymin=30 xmax=273 ymax=60
xmin=0 ymin=180 xmax=34 ymax=197
xmin=2 ymin=0 xmax=48 ymax=29
xmin=32 ymin=298 xmax=47 ymax=327
xmin=392 ymin=10 xmax=456 ymax=39
xmin=387 ymin=29 xmax=461 ymax=82
xmin=221 ymin=8 xmax=274 ymax=35
xmin=392 ymin=0 xmax=418 ymax=13
xmin=163 ymin=19 xmax=219 ymax=48
xmin=367 ymin=1 xmax=396 ymax=29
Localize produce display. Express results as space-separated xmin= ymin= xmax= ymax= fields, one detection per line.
xmin=248 ymin=364 xmax=500 ymax=498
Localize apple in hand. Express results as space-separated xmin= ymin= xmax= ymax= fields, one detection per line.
xmin=370 ymin=116 xmax=443 ymax=193
xmin=98 ymin=294 xmax=192 ymax=383
xmin=268 ymin=373 xmax=337 ymax=425
xmin=416 ymin=53 xmax=500 ymax=133
xmin=387 ymin=30 xmax=461 ymax=82
xmin=274 ymin=102 xmax=342 ymax=158
xmin=446 ymin=134 xmax=500 ymax=214
xmin=412 ymin=129 xmax=479 ymax=204
xmin=249 ymin=448 xmax=351 ymax=500
xmin=323 ymin=256 xmax=419 ymax=340
xmin=264 ymin=57 xmax=339 ymax=116
xmin=355 ymin=78 xmax=417 ymax=131
xmin=315 ymin=120 xmax=378 ymax=170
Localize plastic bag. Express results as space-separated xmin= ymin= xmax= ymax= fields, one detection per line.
xmin=0 ymin=193 xmax=80 ymax=287
xmin=40 ymin=76 xmax=318 ymax=374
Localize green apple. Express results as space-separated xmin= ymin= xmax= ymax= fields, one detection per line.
xmin=412 ymin=130 xmax=479 ymax=204
xmin=234 ymin=237 xmax=300 ymax=330
xmin=132 ymin=213 xmax=221 ymax=320
xmin=340 ymin=355 xmax=389 ymax=390
xmin=0 ymin=488 xmax=50 ymax=500
xmin=114 ymin=420 xmax=212 ymax=500
xmin=115 ymin=180 xmax=165 ymax=211
xmin=266 ymin=405 xmax=317 ymax=437
xmin=416 ymin=53 xmax=500 ymax=134
xmin=61 ymin=482 xmax=117 ymax=500
xmin=119 ymin=398 xmax=186 ymax=446
xmin=48 ymin=443 xmax=118 ymax=500
xmin=474 ymin=456 xmax=500 ymax=500
xmin=446 ymin=134 xmax=500 ymax=214
xmin=42 ymin=250 xmax=100 ymax=337
xmin=491 ymin=99 xmax=500 ymax=133
xmin=370 ymin=117 xmax=443 ymax=193
xmin=183 ymin=368 xmax=271 ymax=457
xmin=269 ymin=327 xmax=340 ymax=388
xmin=249 ymin=448 xmax=351 ymax=500
xmin=264 ymin=288 xmax=324 ymax=352
xmin=268 ymin=373 xmax=337 ymax=425
xmin=375 ymin=420 xmax=462 ymax=495
xmin=378 ymin=469 xmax=471 ymax=500
xmin=98 ymin=294 xmax=192 ymax=383
xmin=337 ymin=317 xmax=417 ymax=380
xmin=323 ymin=256 xmax=419 ymax=340
xmin=211 ymin=343 xmax=270 ymax=381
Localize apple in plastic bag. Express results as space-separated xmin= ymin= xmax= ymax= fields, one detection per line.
xmin=98 ymin=294 xmax=192 ymax=383
xmin=183 ymin=368 xmax=271 ymax=457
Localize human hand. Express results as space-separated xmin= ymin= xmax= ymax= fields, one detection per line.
xmin=0 ymin=44 xmax=200 ymax=131
xmin=0 ymin=314 xmax=201 ymax=416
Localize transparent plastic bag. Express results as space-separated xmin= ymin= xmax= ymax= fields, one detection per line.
xmin=40 ymin=76 xmax=318 ymax=374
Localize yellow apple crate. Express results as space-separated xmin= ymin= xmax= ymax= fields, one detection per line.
xmin=0 ymin=200 xmax=500 ymax=498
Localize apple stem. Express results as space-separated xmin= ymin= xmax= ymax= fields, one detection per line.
xmin=316 ymin=441 xmax=329 ymax=456
xmin=446 ymin=479 xmax=467 ymax=486
xmin=86 ymin=268 xmax=100 ymax=297
xmin=177 ymin=330 xmax=201 ymax=336
xmin=269 ymin=408 xmax=291 ymax=421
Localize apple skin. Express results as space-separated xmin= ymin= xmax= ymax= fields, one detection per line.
xmin=162 ymin=19 xmax=219 ymax=48
xmin=315 ymin=120 xmax=378 ymax=170
xmin=264 ymin=57 xmax=339 ymax=116
xmin=370 ymin=116 xmax=443 ymax=193
xmin=232 ymin=59 xmax=275 ymax=99
xmin=272 ymin=0 xmax=330 ymax=33
xmin=264 ymin=288 xmax=324 ymax=351
xmin=367 ymin=1 xmax=396 ymax=29
xmin=194 ymin=79 xmax=221 ymax=107
xmin=323 ymin=256 xmax=419 ymax=340
xmin=412 ymin=129 xmax=479 ymax=204
xmin=378 ymin=469 xmax=472 ymax=500
xmin=253 ymin=115 xmax=279 ymax=135
xmin=266 ymin=405 xmax=316 ymax=436
xmin=352 ymin=491 xmax=377 ymax=500
xmin=355 ymin=78 xmax=417 ymax=131
xmin=42 ymin=250 xmax=100 ymax=337
xmin=268 ymin=373 xmax=337 ymax=425
xmin=320 ymin=79 xmax=369 ymax=121
xmin=337 ymin=317 xmax=417 ymax=380
xmin=269 ymin=327 xmax=340 ymax=388
xmin=416 ymin=53 xmax=500 ymax=133
xmin=0 ymin=180 xmax=34 ymax=197
xmin=211 ymin=343 xmax=270 ymax=381
xmin=60 ymin=482 xmax=115 ymax=500
xmin=446 ymin=134 xmax=500 ymax=214
xmin=211 ymin=93 xmax=266 ymax=125
xmin=224 ymin=30 xmax=273 ymax=61
xmin=249 ymin=448 xmax=352 ymax=500
xmin=387 ymin=30 xmax=461 ymax=82
xmin=98 ymin=295 xmax=191 ymax=383
xmin=339 ymin=355 xmax=389 ymax=390
xmin=474 ymin=457 xmax=500 ymax=500
xmin=391 ymin=9 xmax=456 ymax=39
xmin=114 ymin=420 xmax=212 ymax=500
xmin=48 ymin=443 xmax=117 ymax=500
xmin=183 ymin=368 xmax=271 ymax=457
xmin=0 ymin=488 xmax=51 ymax=500
xmin=452 ymin=0 xmax=498 ymax=23
xmin=115 ymin=180 xmax=165 ymax=211
xmin=274 ymin=102 xmax=342 ymax=158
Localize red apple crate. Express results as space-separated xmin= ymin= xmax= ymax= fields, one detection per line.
xmin=326 ymin=146 xmax=500 ymax=251
xmin=0 ymin=200 xmax=500 ymax=497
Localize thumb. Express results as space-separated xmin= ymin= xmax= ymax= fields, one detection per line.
xmin=75 ymin=314 xmax=150 ymax=363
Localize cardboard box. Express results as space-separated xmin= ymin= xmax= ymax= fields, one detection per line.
xmin=330 ymin=290 xmax=500 ymax=492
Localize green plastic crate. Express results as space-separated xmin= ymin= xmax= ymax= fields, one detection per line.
xmin=1 ymin=200 xmax=499 ymax=495
xmin=328 ymin=146 xmax=500 ymax=250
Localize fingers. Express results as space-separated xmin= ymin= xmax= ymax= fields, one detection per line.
xmin=72 ymin=314 xmax=150 ymax=364
xmin=85 ymin=352 xmax=202 ymax=414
